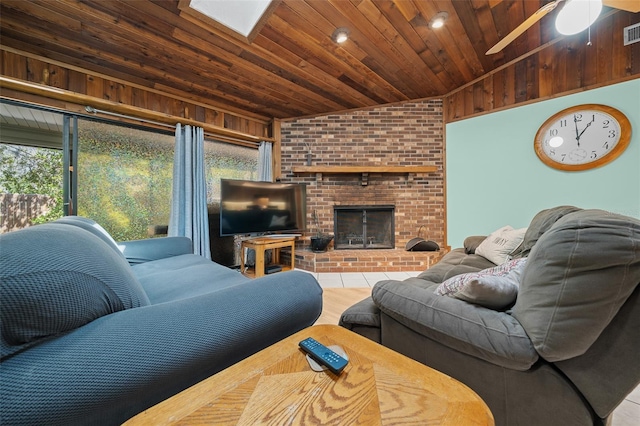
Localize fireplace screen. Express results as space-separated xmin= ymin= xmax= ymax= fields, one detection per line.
xmin=334 ymin=205 xmax=394 ymax=249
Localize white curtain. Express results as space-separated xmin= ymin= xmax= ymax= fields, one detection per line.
xmin=257 ymin=141 xmax=272 ymax=182
xmin=169 ymin=124 xmax=211 ymax=259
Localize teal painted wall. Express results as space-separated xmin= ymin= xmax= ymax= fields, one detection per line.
xmin=446 ymin=79 xmax=640 ymax=248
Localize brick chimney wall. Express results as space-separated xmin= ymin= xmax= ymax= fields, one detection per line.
xmin=279 ymin=99 xmax=445 ymax=261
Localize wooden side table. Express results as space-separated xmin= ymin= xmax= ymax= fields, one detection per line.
xmin=240 ymin=236 xmax=295 ymax=278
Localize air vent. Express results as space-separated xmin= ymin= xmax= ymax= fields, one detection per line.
xmin=623 ymin=23 xmax=640 ymax=46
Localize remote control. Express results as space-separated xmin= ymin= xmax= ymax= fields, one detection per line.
xmin=299 ymin=337 xmax=348 ymax=375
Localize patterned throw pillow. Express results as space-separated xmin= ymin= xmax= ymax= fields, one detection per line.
xmin=435 ymin=258 xmax=527 ymax=310
xmin=475 ymin=225 xmax=527 ymax=264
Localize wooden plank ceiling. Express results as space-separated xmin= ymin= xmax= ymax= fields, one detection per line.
xmin=0 ymin=0 xmax=635 ymax=119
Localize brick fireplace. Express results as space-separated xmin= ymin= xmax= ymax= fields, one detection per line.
xmin=279 ymin=99 xmax=446 ymax=272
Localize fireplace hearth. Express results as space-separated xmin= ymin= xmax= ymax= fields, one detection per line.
xmin=334 ymin=205 xmax=394 ymax=249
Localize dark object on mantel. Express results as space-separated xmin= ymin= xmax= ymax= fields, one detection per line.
xmin=405 ymin=237 xmax=440 ymax=252
xmin=310 ymin=235 xmax=334 ymax=252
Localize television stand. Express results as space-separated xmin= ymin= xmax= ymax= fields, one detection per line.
xmin=240 ymin=236 xmax=296 ymax=278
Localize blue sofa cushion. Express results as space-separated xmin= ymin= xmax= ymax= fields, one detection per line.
xmin=132 ymin=254 xmax=249 ymax=303
xmin=54 ymin=216 xmax=127 ymax=261
xmin=1 ymin=223 xmax=150 ymax=359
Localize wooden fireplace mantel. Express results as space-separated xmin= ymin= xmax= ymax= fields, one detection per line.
xmin=291 ymin=165 xmax=438 ymax=186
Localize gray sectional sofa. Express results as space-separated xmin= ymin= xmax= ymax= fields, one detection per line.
xmin=340 ymin=206 xmax=640 ymax=426
xmin=1 ymin=216 xmax=323 ymax=425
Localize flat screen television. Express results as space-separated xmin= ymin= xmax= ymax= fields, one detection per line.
xmin=219 ymin=179 xmax=307 ymax=236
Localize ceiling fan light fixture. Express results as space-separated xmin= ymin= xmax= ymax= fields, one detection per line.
xmin=555 ymin=0 xmax=603 ymax=35
xmin=332 ymin=27 xmax=350 ymax=43
xmin=430 ymin=12 xmax=448 ymax=29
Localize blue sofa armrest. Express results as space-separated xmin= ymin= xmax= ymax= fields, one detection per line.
xmin=119 ymin=237 xmax=193 ymax=265
xmin=1 ymin=271 xmax=322 ymax=426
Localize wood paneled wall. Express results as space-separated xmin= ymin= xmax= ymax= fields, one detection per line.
xmin=444 ymin=11 xmax=640 ymax=123
xmin=0 ymin=49 xmax=273 ymax=143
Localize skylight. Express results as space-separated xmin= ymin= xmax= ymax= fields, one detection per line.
xmin=188 ymin=0 xmax=272 ymax=37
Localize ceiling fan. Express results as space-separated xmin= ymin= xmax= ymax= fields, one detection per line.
xmin=486 ymin=0 xmax=640 ymax=55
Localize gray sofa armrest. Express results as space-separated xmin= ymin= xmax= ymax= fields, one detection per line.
xmin=372 ymin=278 xmax=539 ymax=370
xmin=119 ymin=237 xmax=193 ymax=265
xmin=1 ymin=272 xmax=322 ymax=426
xmin=339 ymin=296 xmax=382 ymax=343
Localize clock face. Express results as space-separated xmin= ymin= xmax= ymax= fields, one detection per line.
xmin=534 ymin=104 xmax=631 ymax=171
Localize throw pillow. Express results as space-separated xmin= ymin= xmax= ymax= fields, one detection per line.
xmin=435 ymin=258 xmax=527 ymax=310
xmin=475 ymin=225 xmax=527 ymax=265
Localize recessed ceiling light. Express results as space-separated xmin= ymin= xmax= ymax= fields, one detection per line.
xmin=430 ymin=12 xmax=448 ymax=29
xmin=332 ymin=27 xmax=350 ymax=43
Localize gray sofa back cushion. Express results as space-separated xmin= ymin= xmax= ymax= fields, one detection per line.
xmin=513 ymin=209 xmax=640 ymax=362
xmin=1 ymin=223 xmax=150 ymax=359
xmin=510 ymin=205 xmax=581 ymax=258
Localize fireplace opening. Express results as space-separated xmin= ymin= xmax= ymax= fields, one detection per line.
xmin=334 ymin=205 xmax=395 ymax=249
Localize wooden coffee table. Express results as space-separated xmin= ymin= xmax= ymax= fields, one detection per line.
xmin=124 ymin=325 xmax=493 ymax=425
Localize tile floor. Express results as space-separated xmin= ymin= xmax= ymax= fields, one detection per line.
xmin=298 ymin=269 xmax=422 ymax=288
xmin=295 ymin=269 xmax=640 ymax=426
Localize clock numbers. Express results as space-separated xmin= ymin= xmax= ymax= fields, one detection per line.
xmin=534 ymin=104 xmax=630 ymax=171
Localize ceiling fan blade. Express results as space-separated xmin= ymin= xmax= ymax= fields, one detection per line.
xmin=486 ymin=0 xmax=563 ymax=55
xmin=603 ymin=0 xmax=640 ymax=12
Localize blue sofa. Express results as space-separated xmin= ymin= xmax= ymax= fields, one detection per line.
xmin=1 ymin=216 xmax=323 ymax=425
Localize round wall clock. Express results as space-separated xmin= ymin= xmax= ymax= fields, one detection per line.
xmin=534 ymin=104 xmax=632 ymax=171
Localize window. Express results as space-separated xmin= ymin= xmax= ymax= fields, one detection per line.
xmin=0 ymin=103 xmax=64 ymax=233
xmin=76 ymin=119 xmax=175 ymax=241
xmin=203 ymin=138 xmax=258 ymax=204
xmin=1 ymin=101 xmax=260 ymax=238
xmin=0 ymin=144 xmax=63 ymax=232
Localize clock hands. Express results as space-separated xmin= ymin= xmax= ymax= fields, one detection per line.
xmin=577 ymin=117 xmax=595 ymax=139
xmin=573 ymin=115 xmax=580 ymax=145
xmin=574 ymin=114 xmax=595 ymax=146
